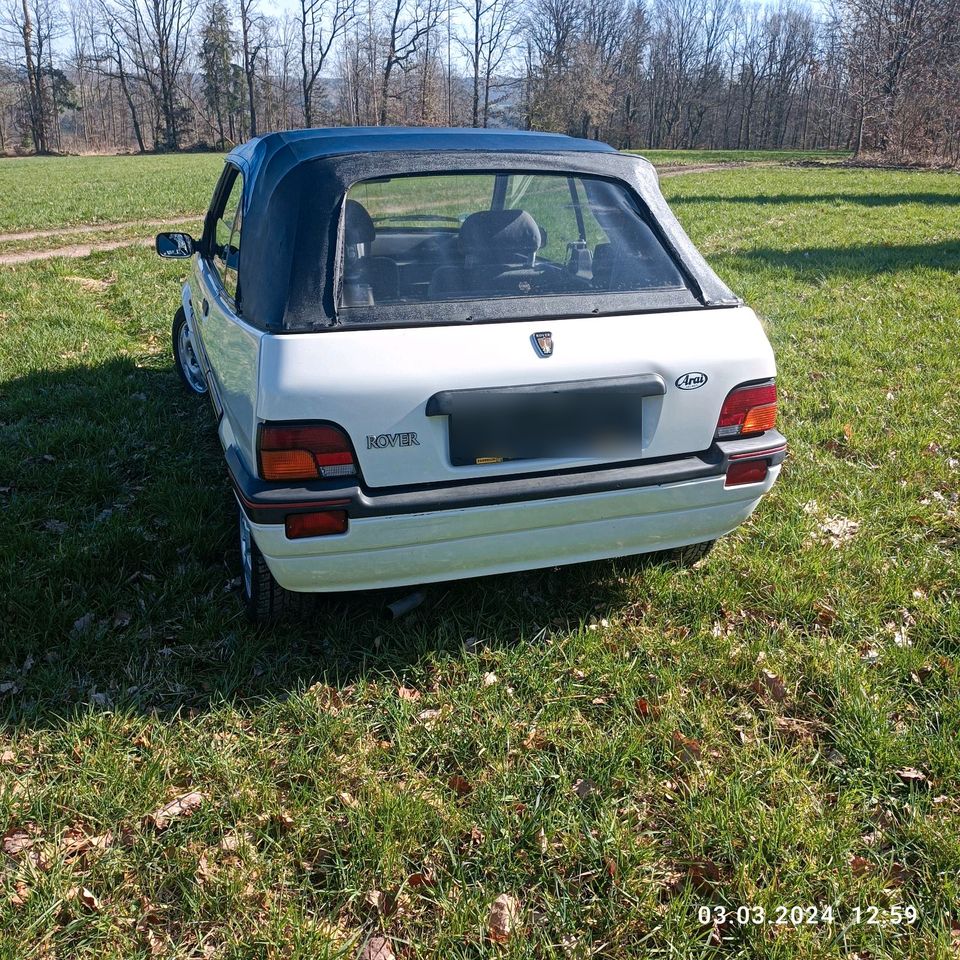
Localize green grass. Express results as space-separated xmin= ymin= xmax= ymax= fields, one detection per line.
xmin=0 ymin=154 xmax=224 ymax=232
xmin=631 ymin=149 xmax=851 ymax=166
xmin=0 ymin=163 xmax=958 ymax=958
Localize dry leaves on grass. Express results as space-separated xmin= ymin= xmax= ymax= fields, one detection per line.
xmin=671 ymin=731 xmax=703 ymax=765
xmin=145 ymin=791 xmax=205 ymax=829
xmin=60 ymin=827 xmax=113 ymax=862
xmin=356 ymin=936 xmax=395 ymax=960
xmin=488 ymin=893 xmax=520 ymax=943
xmin=397 ymin=685 xmax=421 ymax=702
xmin=66 ymin=886 xmax=101 ymax=912
xmin=810 ymin=516 xmax=860 ymax=548
xmin=752 ymin=669 xmax=787 ymax=703
xmin=571 ymin=778 xmax=597 ymax=799
xmin=447 ymin=774 xmax=473 ymax=797
xmin=895 ymin=767 xmax=928 ymax=786
xmin=635 ymin=697 xmax=662 ymax=719
xmin=416 ymin=707 xmax=448 ymax=730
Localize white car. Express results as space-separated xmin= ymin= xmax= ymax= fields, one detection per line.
xmin=156 ymin=128 xmax=785 ymax=620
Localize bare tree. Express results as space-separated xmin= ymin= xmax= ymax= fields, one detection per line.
xmin=298 ymin=0 xmax=355 ymax=126
xmin=458 ymin=0 xmax=520 ymax=126
xmin=380 ymin=0 xmax=441 ymax=124
xmin=107 ymin=0 xmax=197 ymax=149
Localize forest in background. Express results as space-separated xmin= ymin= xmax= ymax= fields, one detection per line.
xmin=0 ymin=0 xmax=958 ymax=165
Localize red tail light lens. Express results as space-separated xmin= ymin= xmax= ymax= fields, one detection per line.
xmin=725 ymin=460 xmax=768 ymax=487
xmin=716 ymin=382 xmax=777 ymax=439
xmin=259 ymin=424 xmax=357 ymax=481
xmin=285 ymin=510 xmax=348 ymax=539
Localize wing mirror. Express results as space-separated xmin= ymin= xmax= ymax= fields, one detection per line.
xmin=156 ymin=232 xmax=196 ymax=259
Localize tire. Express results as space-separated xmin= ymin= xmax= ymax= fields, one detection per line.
xmin=658 ymin=539 xmax=716 ymax=567
xmin=172 ymin=306 xmax=208 ymax=396
xmin=238 ymin=506 xmax=299 ymax=622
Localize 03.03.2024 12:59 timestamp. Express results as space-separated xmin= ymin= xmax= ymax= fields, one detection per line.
xmin=697 ymin=905 xmax=919 ymax=926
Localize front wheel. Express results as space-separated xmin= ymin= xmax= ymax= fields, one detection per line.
xmin=172 ymin=307 xmax=208 ymax=396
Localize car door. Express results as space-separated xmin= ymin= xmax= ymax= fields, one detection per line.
xmin=193 ymin=164 xmax=263 ymax=468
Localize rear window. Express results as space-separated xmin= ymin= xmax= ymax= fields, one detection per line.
xmin=340 ymin=172 xmax=688 ymax=308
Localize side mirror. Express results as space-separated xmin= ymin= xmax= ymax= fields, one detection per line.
xmin=156 ymin=232 xmax=196 ymax=259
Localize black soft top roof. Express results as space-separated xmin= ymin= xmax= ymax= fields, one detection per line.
xmin=216 ymin=127 xmax=738 ymax=331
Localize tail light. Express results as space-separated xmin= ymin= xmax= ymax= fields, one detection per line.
xmin=258 ymin=423 xmax=357 ymax=481
xmin=285 ymin=510 xmax=348 ymax=539
xmin=716 ymin=382 xmax=777 ymax=439
xmin=725 ymin=460 xmax=768 ymax=487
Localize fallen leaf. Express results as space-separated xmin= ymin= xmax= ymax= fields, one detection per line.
xmin=488 ymin=893 xmax=520 ymax=943
xmin=447 ymin=774 xmax=473 ymax=797
xmin=71 ymin=886 xmax=101 ymax=911
xmin=339 ymin=791 xmax=359 ymax=809
xmin=416 ymin=708 xmax=443 ymax=729
xmin=2 ymin=828 xmax=34 ymax=857
xmin=895 ymin=767 xmax=928 ymax=786
xmin=886 ymin=861 xmax=911 ymax=887
xmin=671 ymin=731 xmax=702 ymax=765
xmin=356 ymin=935 xmax=395 ymax=960
xmin=407 ymin=868 xmax=435 ymax=887
xmin=572 ymin=777 xmax=597 ymax=799
xmin=196 ymin=852 xmax=214 ymax=885
xmin=397 ymin=685 xmax=421 ymax=702
xmin=60 ymin=828 xmax=113 ymax=861
xmin=685 ymin=858 xmax=722 ymax=893
xmin=71 ymin=613 xmax=95 ymax=637
xmin=145 ymin=791 xmax=205 ymax=829
xmin=364 ymin=888 xmax=397 ymax=916
xmin=752 ymin=669 xmax=787 ymax=703
xmin=9 ymin=880 xmax=29 ymax=907
xmin=811 ymin=516 xmax=859 ymax=548
xmin=522 ymin=726 xmax=546 ymax=750
xmin=482 ymin=671 xmax=498 ymax=687
xmin=1 ymin=749 xmax=15 ymax=764
xmin=849 ymin=855 xmax=873 ymax=876
xmin=634 ymin=697 xmax=661 ymax=719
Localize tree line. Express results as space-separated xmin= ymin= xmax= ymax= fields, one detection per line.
xmin=1 ymin=0 xmax=957 ymax=164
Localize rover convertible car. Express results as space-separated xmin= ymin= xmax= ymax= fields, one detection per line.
xmin=156 ymin=127 xmax=785 ymax=620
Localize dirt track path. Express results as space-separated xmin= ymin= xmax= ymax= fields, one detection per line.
xmin=0 ymin=163 xmax=744 ymax=266
xmin=0 ymin=214 xmax=200 ymax=245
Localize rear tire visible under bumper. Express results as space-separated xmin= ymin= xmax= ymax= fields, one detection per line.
xmin=250 ymin=469 xmax=778 ymax=593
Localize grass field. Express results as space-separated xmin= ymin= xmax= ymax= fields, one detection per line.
xmin=0 ymin=154 xmax=958 ymax=958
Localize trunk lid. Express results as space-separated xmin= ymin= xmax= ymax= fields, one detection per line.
xmin=256 ymin=306 xmax=775 ymax=489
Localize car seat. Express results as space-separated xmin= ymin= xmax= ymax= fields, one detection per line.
xmin=342 ymin=200 xmax=400 ymax=306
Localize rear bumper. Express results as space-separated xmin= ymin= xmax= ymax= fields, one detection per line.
xmin=245 ymin=465 xmax=781 ymax=593
xmin=228 ymin=431 xmax=786 ymax=523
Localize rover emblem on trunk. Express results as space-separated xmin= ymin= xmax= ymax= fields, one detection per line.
xmin=533 ymin=331 xmax=553 ymax=357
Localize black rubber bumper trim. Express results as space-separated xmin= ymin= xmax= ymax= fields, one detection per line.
xmin=227 ymin=430 xmax=786 ymax=525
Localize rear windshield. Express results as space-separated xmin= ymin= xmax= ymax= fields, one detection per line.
xmin=340 ymin=172 xmax=689 ymax=309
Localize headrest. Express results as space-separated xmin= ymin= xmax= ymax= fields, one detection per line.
xmin=460 ymin=209 xmax=542 ymax=265
xmin=344 ymin=199 xmax=375 ymax=245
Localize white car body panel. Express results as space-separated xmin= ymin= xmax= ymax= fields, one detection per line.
xmin=250 ymin=468 xmax=779 ymax=592
xmin=255 ymin=306 xmax=774 ymax=488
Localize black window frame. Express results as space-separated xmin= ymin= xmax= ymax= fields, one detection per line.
xmin=203 ymin=162 xmax=244 ymax=310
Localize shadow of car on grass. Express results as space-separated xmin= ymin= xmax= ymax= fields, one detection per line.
xmin=0 ymin=356 xmax=692 ymax=728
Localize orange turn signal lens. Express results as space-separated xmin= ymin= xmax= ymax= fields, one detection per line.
xmin=741 ymin=402 xmax=778 ymax=435
xmin=260 ymin=449 xmax=319 ymax=480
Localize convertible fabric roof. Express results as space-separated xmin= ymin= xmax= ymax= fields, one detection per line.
xmin=216 ymin=128 xmax=738 ymax=331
